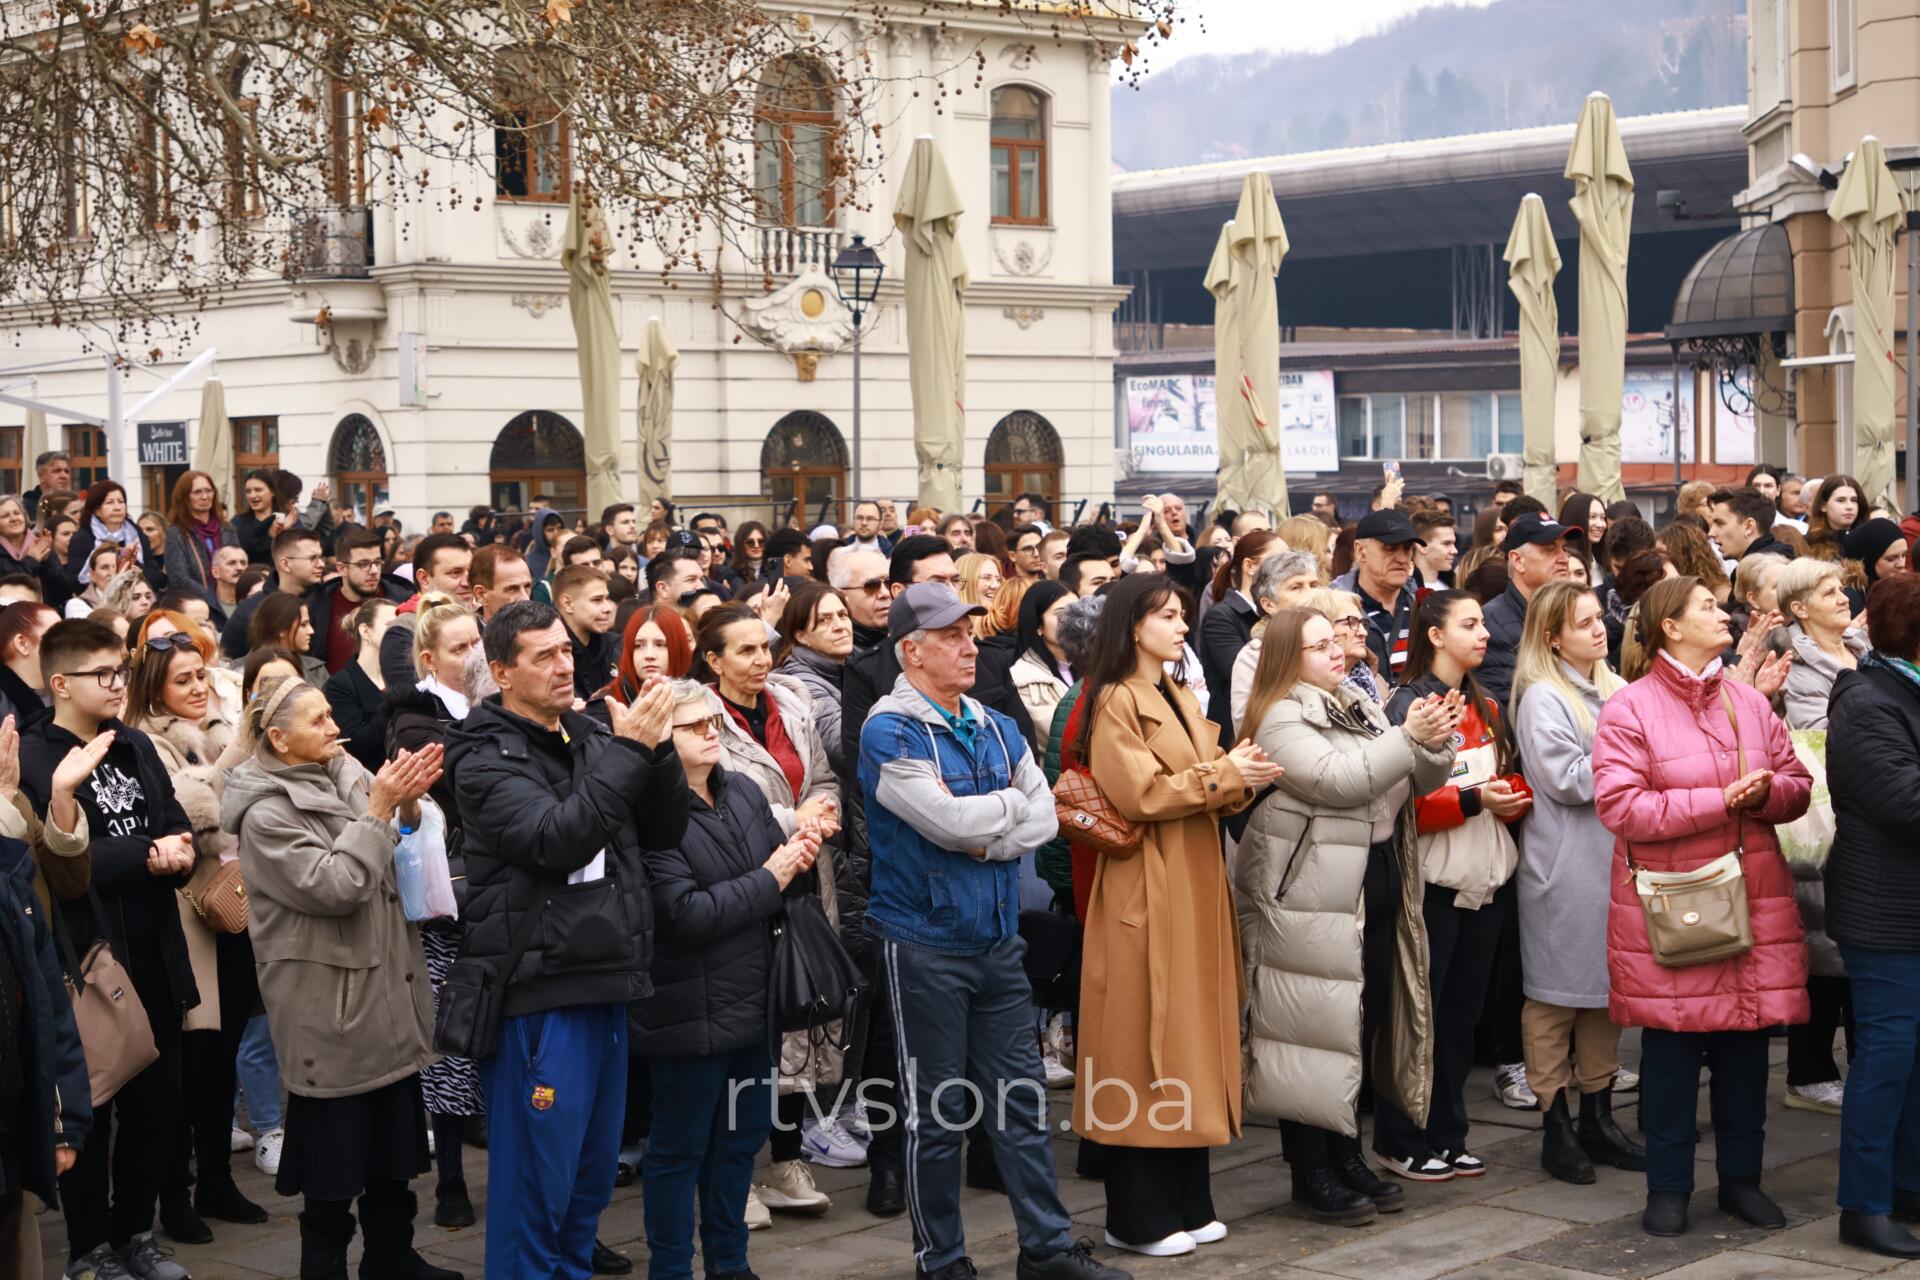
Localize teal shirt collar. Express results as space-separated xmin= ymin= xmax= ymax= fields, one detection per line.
xmin=929 ymin=696 xmax=979 ymax=751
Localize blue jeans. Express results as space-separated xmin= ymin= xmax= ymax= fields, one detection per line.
xmin=481 ymin=1004 xmax=628 ymax=1280
xmin=233 ymin=1014 xmax=282 ymax=1133
xmin=641 ymin=1046 xmax=774 ymax=1280
xmin=1837 ymin=945 xmax=1920 ymax=1214
xmin=1638 ymin=1027 xmax=1770 ymax=1194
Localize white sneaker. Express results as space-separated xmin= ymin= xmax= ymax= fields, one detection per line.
xmin=1614 ymin=1067 xmax=1640 ymax=1093
xmin=1041 ymin=1046 xmax=1075 ymax=1089
xmin=847 ymin=1097 xmax=874 ymax=1143
xmin=1189 ymin=1220 xmax=1228 ymax=1244
xmin=1785 ymin=1079 xmax=1845 ymax=1115
xmin=228 ymin=1127 xmax=255 ymax=1153
xmin=801 ymin=1113 xmax=868 ymax=1168
xmin=755 ymin=1158 xmax=832 ymax=1214
xmin=1377 ymin=1151 xmax=1456 ymax=1182
xmin=254 ymin=1127 xmax=284 ymax=1177
xmin=1103 ymin=1229 xmax=1196 ymax=1257
xmin=744 ymin=1185 xmax=771 ymax=1231
xmin=1493 ymin=1062 xmax=1538 ymax=1110
xmin=1044 ymin=1012 xmax=1074 ymax=1061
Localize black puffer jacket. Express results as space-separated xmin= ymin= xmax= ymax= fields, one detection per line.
xmin=1826 ymin=659 xmax=1920 ymax=953
xmin=446 ymin=697 xmax=689 ymax=1018
xmin=631 ymin=764 xmax=786 ymax=1058
xmin=836 ymin=625 xmax=1025 ymax=962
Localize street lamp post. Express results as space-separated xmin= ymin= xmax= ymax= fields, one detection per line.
xmin=830 ymin=233 xmax=885 ymax=514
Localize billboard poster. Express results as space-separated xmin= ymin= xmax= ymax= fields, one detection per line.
xmin=1620 ymin=372 xmax=1696 ymax=465
xmin=1714 ymin=375 xmax=1756 ymax=466
xmin=1127 ymin=369 xmax=1336 ymax=475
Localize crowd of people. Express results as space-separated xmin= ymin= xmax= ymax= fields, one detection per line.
xmin=1 ymin=448 xmax=1917 ymax=1280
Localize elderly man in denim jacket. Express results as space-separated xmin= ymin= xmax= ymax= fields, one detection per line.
xmin=859 ymin=583 xmax=1128 ymax=1280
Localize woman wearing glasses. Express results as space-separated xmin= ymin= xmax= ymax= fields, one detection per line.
xmin=161 ymin=470 xmax=240 ymax=595
xmin=23 ymin=619 xmax=198 ymax=1280
xmin=1309 ymin=588 xmax=1386 ymax=704
xmin=125 ymin=618 xmax=269 ymax=1246
xmin=731 ymin=521 xmax=771 ymax=587
xmin=634 ymin=680 xmax=821 ymax=1280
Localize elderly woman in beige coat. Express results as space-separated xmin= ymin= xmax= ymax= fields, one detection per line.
xmin=1237 ymin=608 xmax=1458 ymax=1226
xmin=219 ymin=675 xmax=460 ymax=1280
xmin=1072 ymin=574 xmax=1278 ymax=1259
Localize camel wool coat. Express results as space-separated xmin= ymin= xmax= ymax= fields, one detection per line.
xmin=1075 ymin=670 xmax=1253 ymax=1149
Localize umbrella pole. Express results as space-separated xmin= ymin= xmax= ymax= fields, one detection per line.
xmin=1906 ymin=211 xmax=1918 ymax=515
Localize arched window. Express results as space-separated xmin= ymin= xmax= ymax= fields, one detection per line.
xmin=990 ymin=86 xmax=1048 ymax=225
xmin=754 ymin=57 xmax=836 ymax=228
xmin=491 ymin=411 xmax=585 ymax=520
xmin=984 ymin=411 xmax=1062 ymax=517
xmin=494 ymin=99 xmax=569 ymax=203
xmin=761 ymin=411 xmax=848 ymax=526
xmin=224 ymin=59 xmax=263 ymax=220
xmin=329 ymin=414 xmax=388 ymax=524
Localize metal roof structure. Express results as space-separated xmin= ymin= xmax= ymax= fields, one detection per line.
xmin=1112 ymin=106 xmax=1750 ymax=270
xmin=1665 ymin=222 xmax=1795 ymax=341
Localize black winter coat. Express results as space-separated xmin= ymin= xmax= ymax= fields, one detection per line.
xmin=631 ymin=765 xmax=786 ymax=1058
xmin=1197 ymin=590 xmax=1257 ymax=744
xmin=323 ymin=661 xmax=390 ymax=775
xmin=446 ymin=698 xmax=689 ymax=1018
xmin=836 ymin=625 xmax=1025 ymax=962
xmin=1826 ymin=661 xmax=1920 ymax=953
xmin=1480 ymin=582 xmax=1528 ymax=708
xmin=21 ymin=719 xmax=197 ymax=1021
xmin=0 ymin=839 xmax=91 ymax=1205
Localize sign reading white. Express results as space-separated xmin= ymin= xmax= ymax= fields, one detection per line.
xmin=1620 ymin=372 xmax=1696 ymax=465
xmin=1126 ymin=370 xmax=1336 ymax=475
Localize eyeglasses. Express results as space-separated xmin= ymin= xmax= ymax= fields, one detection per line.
xmin=671 ymin=714 xmax=724 ymax=737
xmin=1332 ymin=616 xmax=1366 ymax=633
xmin=852 ymin=576 xmax=887 ymax=595
xmin=64 ymin=665 xmax=131 ymax=690
xmin=347 ymin=558 xmax=384 ymax=572
xmin=1303 ymin=639 xmax=1342 ymax=656
xmin=744 ymin=537 xmax=764 ymax=548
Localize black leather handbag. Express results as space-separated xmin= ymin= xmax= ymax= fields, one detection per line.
xmin=768 ymin=891 xmax=868 ymax=1049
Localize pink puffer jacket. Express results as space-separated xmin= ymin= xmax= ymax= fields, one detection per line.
xmin=1592 ymin=656 xmax=1812 ymax=1033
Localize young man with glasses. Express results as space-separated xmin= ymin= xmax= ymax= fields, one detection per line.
xmin=1010 ymin=493 xmax=1052 ymax=534
xmin=308 ymin=528 xmax=396 ymax=676
xmin=221 ymin=527 xmax=327 ymax=659
xmin=23 ymin=619 xmax=197 ymax=1280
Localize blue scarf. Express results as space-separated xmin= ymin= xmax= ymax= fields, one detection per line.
xmin=79 ymin=515 xmax=141 ymax=585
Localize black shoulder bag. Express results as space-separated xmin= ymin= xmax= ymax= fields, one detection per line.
xmin=433 ymin=894 xmax=544 ymax=1060
xmin=768 ymin=878 xmax=868 ymax=1048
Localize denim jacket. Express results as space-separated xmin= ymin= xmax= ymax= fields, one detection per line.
xmin=858 ymin=675 xmax=1058 ymax=956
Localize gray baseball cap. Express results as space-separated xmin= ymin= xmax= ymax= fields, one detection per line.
xmin=887 ymin=582 xmax=986 ymax=644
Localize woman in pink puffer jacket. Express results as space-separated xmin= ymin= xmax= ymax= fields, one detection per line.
xmin=1593 ymin=575 xmax=1811 ymax=1242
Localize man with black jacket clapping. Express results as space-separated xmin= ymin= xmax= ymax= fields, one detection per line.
xmin=447 ymin=601 xmax=688 ymax=1280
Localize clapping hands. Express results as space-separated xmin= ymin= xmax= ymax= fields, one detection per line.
xmin=1404 ymin=690 xmax=1466 ymax=749
xmin=369 ymin=744 xmax=444 ymax=826
xmin=763 ymin=829 xmax=822 ymax=889
xmin=1225 ymin=739 xmax=1283 ymax=789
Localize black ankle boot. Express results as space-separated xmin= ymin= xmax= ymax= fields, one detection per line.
xmin=1541 ymin=1092 xmax=1595 ymax=1185
xmin=1840 ymin=1211 xmax=1920 ymax=1258
xmin=1332 ymin=1153 xmax=1404 ymax=1212
xmin=433 ymin=1178 xmax=475 ymax=1229
xmin=300 ymin=1200 xmax=357 ymax=1280
xmin=358 ymin=1182 xmax=464 ymax=1280
xmin=1718 ymin=1181 xmax=1785 ymax=1230
xmin=1643 ymin=1190 xmax=1690 ymax=1237
xmin=1578 ymin=1087 xmax=1647 ymax=1172
xmin=197 ymin=1176 xmax=269 ymax=1225
xmin=160 ymin=1188 xmax=214 ymax=1245
xmin=1894 ymin=1188 xmax=1920 ymax=1224
xmin=1290 ymin=1166 xmax=1377 ymax=1226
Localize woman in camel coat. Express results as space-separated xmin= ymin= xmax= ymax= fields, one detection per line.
xmin=1071 ymin=574 xmax=1277 ymax=1259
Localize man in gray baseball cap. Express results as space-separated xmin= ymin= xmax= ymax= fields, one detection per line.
xmin=859 ymin=583 xmax=1128 ymax=1280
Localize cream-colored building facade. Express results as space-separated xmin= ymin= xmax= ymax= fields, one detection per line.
xmin=1 ymin=5 xmax=1135 ymax=529
xmin=1737 ymin=0 xmax=1918 ymax=478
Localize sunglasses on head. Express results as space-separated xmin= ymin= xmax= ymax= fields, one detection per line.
xmin=143 ymin=633 xmax=198 ymax=656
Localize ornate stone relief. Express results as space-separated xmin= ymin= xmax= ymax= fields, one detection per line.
xmin=1002 ymin=42 xmax=1038 ymax=70
xmin=1002 ymin=307 xmax=1045 ymax=330
xmin=990 ymin=229 xmax=1055 ymax=278
xmin=498 ymin=214 xmax=560 ymax=260
xmin=739 ymin=265 xmax=855 ymax=355
xmin=512 ymin=292 xmax=566 ymax=318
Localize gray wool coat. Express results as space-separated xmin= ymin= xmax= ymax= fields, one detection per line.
xmin=1512 ymin=668 xmax=1614 ymax=1008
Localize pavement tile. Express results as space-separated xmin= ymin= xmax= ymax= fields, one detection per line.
xmin=1288 ymin=1204 xmax=1576 ymax=1280
xmin=1650 ymin=1255 xmax=1868 ymax=1278
xmin=1743 ymin=1216 xmax=1913 ymax=1274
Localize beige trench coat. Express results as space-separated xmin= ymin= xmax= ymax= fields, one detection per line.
xmin=1074 ymin=671 xmax=1252 ymax=1149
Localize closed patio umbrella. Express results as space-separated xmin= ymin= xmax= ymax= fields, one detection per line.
xmin=565 ymin=183 xmax=622 ymax=521
xmin=1505 ymin=195 xmax=1563 ymax=507
xmin=1207 ymin=173 xmax=1290 ymax=518
xmin=21 ymin=406 xmax=46 ymax=493
xmin=893 ymin=135 xmax=967 ymax=514
xmin=192 ymin=376 xmax=232 ymax=509
xmin=1565 ymin=92 xmax=1634 ymax=505
xmin=635 ymin=316 xmax=677 ymax=516
xmin=1828 ymin=136 xmax=1906 ymax=513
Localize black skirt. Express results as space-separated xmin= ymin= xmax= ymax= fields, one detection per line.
xmin=277 ymin=1073 xmax=431 ymax=1201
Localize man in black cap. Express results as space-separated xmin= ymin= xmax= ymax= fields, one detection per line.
xmin=1481 ymin=512 xmax=1585 ymax=705
xmin=1332 ymin=510 xmax=1424 ymax=687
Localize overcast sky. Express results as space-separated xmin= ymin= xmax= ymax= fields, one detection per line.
xmin=1139 ymin=0 xmax=1499 ymax=69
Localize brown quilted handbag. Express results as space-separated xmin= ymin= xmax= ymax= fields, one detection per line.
xmin=1053 ymin=768 xmax=1144 ymax=856
xmin=183 ymin=858 xmax=250 ymax=934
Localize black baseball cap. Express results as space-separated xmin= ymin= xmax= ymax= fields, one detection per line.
xmin=663 ymin=529 xmax=701 ymax=551
xmin=1500 ymin=512 xmax=1587 ymax=555
xmin=1354 ymin=509 xmax=1426 ymax=547
xmin=887 ymin=582 xmax=986 ymax=644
